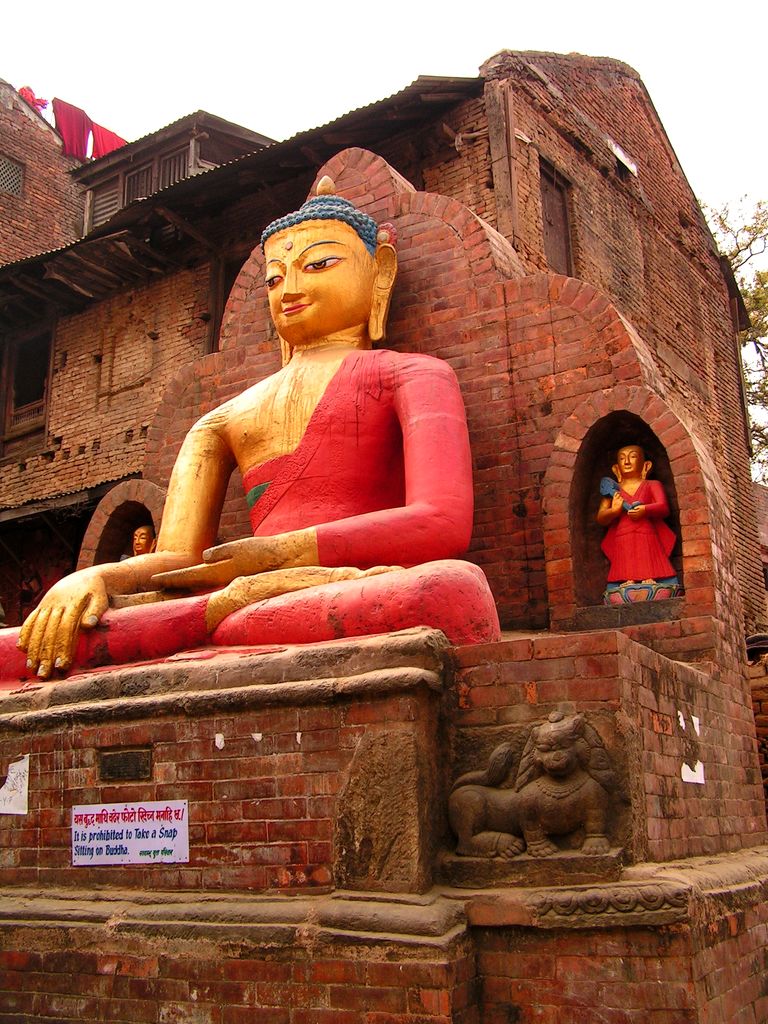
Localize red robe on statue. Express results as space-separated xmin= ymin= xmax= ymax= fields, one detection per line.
xmin=601 ymin=479 xmax=676 ymax=582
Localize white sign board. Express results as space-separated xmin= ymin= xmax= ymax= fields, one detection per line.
xmin=0 ymin=754 xmax=29 ymax=815
xmin=71 ymin=800 xmax=189 ymax=865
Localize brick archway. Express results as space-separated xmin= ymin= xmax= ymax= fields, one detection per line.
xmin=542 ymin=385 xmax=730 ymax=650
xmin=77 ymin=479 xmax=166 ymax=569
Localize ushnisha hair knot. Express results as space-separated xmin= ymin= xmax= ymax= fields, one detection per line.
xmin=261 ymin=176 xmax=379 ymax=255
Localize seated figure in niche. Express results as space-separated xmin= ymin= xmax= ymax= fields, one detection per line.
xmin=5 ymin=179 xmax=499 ymax=682
xmin=131 ymin=524 xmax=156 ymax=556
xmin=119 ymin=524 xmax=156 ymax=560
xmin=596 ymin=443 xmax=681 ymax=604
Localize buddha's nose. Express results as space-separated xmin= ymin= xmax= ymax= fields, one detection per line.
xmin=282 ymin=262 xmax=302 ymax=297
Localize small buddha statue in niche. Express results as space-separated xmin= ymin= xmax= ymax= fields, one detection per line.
xmin=118 ymin=524 xmax=157 ymax=561
xmin=131 ymin=524 xmax=156 ymax=557
xmin=596 ymin=443 xmax=681 ymax=604
xmin=6 ymin=178 xmax=499 ymax=681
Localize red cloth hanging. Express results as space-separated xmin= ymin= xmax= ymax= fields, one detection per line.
xmin=52 ymin=98 xmax=92 ymax=160
xmin=18 ymin=86 xmax=48 ymax=112
xmin=91 ymin=123 xmax=127 ymax=159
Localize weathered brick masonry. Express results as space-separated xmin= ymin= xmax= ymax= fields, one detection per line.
xmin=1 ymin=56 xmax=764 ymax=633
xmin=0 ymin=83 xmax=82 ymax=263
xmin=2 ymin=55 xmax=768 ymax=1024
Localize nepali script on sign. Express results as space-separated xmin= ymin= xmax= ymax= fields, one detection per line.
xmin=71 ymin=800 xmax=189 ymax=866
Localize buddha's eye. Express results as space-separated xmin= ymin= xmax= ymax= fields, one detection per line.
xmin=305 ymin=256 xmax=341 ymax=272
xmin=265 ymin=274 xmax=283 ymax=290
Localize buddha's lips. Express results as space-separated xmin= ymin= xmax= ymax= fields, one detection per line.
xmin=282 ymin=302 xmax=310 ymax=315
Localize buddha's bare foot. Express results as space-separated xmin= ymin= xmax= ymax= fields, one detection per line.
xmin=205 ymin=565 xmax=401 ymax=632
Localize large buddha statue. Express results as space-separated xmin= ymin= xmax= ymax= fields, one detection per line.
xmin=1 ymin=180 xmax=499 ymax=683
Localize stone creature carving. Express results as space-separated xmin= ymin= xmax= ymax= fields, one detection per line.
xmin=449 ymin=711 xmax=622 ymax=858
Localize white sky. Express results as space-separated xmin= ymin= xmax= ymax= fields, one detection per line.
xmin=2 ymin=0 xmax=766 ymax=209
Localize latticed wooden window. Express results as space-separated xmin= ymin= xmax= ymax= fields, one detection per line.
xmin=92 ymin=178 xmax=120 ymax=227
xmin=125 ymin=164 xmax=153 ymax=203
xmin=160 ymin=149 xmax=188 ymax=189
xmin=0 ymin=155 xmax=23 ymax=196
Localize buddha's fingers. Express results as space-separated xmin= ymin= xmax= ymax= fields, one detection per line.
xmin=22 ymin=606 xmax=52 ymax=673
xmin=152 ymin=560 xmax=234 ymax=590
xmin=54 ymin=592 xmax=97 ymax=672
xmin=17 ymin=606 xmax=40 ymax=654
xmin=205 ymin=565 xmax=405 ymax=633
xmin=35 ymin=606 xmax=65 ymax=679
xmin=362 ymin=565 xmax=403 ymax=576
xmin=205 ymin=567 xmax=330 ymax=631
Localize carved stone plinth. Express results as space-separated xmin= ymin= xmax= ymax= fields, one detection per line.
xmin=440 ymin=848 xmax=624 ymax=888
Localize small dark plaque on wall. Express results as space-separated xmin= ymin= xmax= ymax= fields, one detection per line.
xmin=98 ymin=748 xmax=152 ymax=782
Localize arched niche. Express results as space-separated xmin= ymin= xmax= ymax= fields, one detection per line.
xmin=77 ymin=479 xmax=165 ymax=570
xmin=92 ymin=500 xmax=156 ymax=565
xmin=570 ymin=410 xmax=682 ymax=608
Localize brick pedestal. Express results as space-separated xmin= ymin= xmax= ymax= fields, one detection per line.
xmin=1 ymin=627 xmax=767 ymax=1022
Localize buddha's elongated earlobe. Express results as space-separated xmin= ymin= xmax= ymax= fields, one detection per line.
xmin=369 ymin=242 xmax=397 ymax=342
xmin=642 ymin=460 xmax=652 ymax=480
xmin=612 ymin=463 xmax=621 ymax=483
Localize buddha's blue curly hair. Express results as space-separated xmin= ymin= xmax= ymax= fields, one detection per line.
xmin=261 ymin=194 xmax=378 ymax=255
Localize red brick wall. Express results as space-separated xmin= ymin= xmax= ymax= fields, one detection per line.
xmin=0 ymin=85 xmax=83 ymax=264
xmin=0 ymin=268 xmax=210 ymax=510
xmin=475 ymin=923 xmax=698 ymax=1022
xmin=750 ymin=665 xmax=768 ymax=812
xmin=474 ymin=907 xmax=768 ymax=1023
xmin=692 ymin=898 xmax=768 ymax=1023
xmin=0 ymin=940 xmax=479 ymax=1024
xmin=0 ymin=684 xmax=436 ymax=893
xmin=453 ymin=631 xmax=767 ymax=864
xmin=480 ymin=52 xmax=764 ymax=634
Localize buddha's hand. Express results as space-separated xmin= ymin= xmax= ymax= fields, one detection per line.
xmin=17 ymin=571 xmax=109 ymax=678
xmin=627 ymin=504 xmax=646 ymax=520
xmin=205 ymin=564 xmax=401 ymax=631
xmin=150 ymin=531 xmax=318 ymax=591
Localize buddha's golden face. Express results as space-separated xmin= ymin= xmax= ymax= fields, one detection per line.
xmin=616 ymin=445 xmax=645 ymax=479
xmin=264 ymin=220 xmax=378 ymax=348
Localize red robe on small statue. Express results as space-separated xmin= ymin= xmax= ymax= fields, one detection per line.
xmin=601 ymin=479 xmax=676 ymax=583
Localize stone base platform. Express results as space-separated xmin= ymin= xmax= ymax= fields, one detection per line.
xmin=1 ymin=626 xmax=767 ymax=1021
xmin=2 ymin=848 xmax=768 ymax=1022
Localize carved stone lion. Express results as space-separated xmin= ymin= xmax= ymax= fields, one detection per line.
xmin=448 ymin=711 xmax=623 ymax=858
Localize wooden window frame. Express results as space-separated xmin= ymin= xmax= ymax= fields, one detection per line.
xmin=539 ymin=158 xmax=574 ymax=277
xmin=1 ymin=326 xmax=53 ymax=448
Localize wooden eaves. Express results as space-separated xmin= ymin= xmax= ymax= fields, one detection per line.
xmin=0 ymin=75 xmax=482 ymax=332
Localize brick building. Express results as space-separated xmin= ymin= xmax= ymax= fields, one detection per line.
xmin=0 ymin=80 xmax=83 ymax=266
xmin=0 ymin=52 xmax=763 ymax=638
xmin=0 ymin=90 xmax=272 ymax=623
xmin=2 ymin=52 xmax=768 ymax=1022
